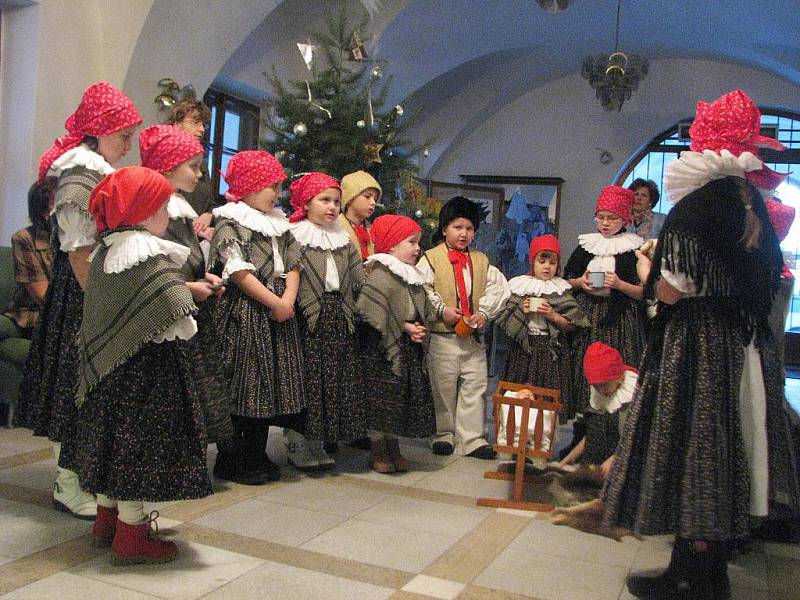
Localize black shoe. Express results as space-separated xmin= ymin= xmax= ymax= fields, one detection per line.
xmin=346 ymin=437 xmax=371 ymax=451
xmin=432 ymin=441 xmax=455 ymax=456
xmin=323 ymin=442 xmax=339 ymax=455
xmin=213 ymin=451 xmax=267 ymax=486
xmin=250 ymin=454 xmax=282 ymax=482
xmin=466 ymin=445 xmax=497 ymax=460
xmin=626 ymin=571 xmax=683 ymax=598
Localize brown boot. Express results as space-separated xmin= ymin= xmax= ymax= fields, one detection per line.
xmin=385 ymin=438 xmax=410 ymax=472
xmin=370 ymin=439 xmax=395 ymax=474
xmin=111 ymin=512 xmax=177 ymax=565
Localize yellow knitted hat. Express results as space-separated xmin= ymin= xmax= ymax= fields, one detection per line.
xmin=341 ymin=171 xmax=382 ymax=207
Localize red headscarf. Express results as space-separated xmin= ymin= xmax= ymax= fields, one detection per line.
xmin=689 ymin=89 xmax=788 ymax=190
xmin=139 ymin=125 xmax=203 ymax=173
xmin=528 ymin=234 xmax=560 ymax=267
xmin=595 ymin=185 xmax=635 ymax=224
xmin=222 ymin=150 xmax=287 ymax=202
xmin=89 ymin=166 xmax=174 ymax=233
xmin=583 ymin=341 xmax=634 ymax=385
xmin=371 ymin=214 xmax=421 ymax=254
xmin=38 ymin=82 xmax=142 ymax=182
xmin=288 ymin=172 xmax=340 ymax=222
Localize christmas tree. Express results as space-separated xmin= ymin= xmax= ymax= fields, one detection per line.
xmin=262 ymin=6 xmax=436 ymax=229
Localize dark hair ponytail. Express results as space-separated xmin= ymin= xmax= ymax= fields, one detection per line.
xmin=733 ymin=178 xmax=762 ymax=250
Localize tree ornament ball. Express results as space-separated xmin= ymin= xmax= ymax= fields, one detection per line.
xmin=293 ymin=122 xmax=308 ymax=137
xmin=394 ymin=104 xmax=404 ymax=115
xmin=415 ymin=209 xmax=423 ymax=218
xmin=275 ymin=150 xmax=287 ymax=161
xmin=356 ymin=119 xmax=366 ymax=128
xmin=370 ymin=65 xmax=383 ymax=80
xmin=422 ymin=147 xmax=430 ymax=157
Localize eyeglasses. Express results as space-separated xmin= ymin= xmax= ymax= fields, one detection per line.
xmin=595 ymin=214 xmax=623 ymax=224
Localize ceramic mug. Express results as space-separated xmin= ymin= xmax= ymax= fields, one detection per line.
xmin=527 ymin=297 xmax=547 ymax=311
xmin=588 ymin=271 xmax=605 ymax=288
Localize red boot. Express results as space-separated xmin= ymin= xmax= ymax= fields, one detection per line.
xmin=93 ymin=505 xmax=118 ymax=548
xmin=111 ymin=512 xmax=177 ymax=565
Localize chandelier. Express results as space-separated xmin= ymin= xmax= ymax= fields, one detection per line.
xmin=581 ymin=0 xmax=648 ymax=112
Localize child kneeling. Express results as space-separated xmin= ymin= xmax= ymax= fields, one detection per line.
xmin=75 ymin=167 xmax=212 ymax=564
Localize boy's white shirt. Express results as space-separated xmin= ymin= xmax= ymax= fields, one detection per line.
xmin=416 ymin=252 xmax=510 ymax=320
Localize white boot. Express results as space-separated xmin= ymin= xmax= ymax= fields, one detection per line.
xmin=284 ymin=429 xmax=320 ymax=471
xmin=52 ymin=442 xmax=96 ymax=520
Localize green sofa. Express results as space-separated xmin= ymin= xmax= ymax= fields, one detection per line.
xmin=0 ymin=246 xmax=30 ymax=427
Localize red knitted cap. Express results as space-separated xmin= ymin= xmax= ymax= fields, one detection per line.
xmin=371 ymin=214 xmax=421 ymax=254
xmin=595 ymin=185 xmax=635 ymax=225
xmin=139 ymin=125 xmax=203 ymax=174
xmin=529 ymin=234 xmax=560 ymax=266
xmin=583 ymin=341 xmax=626 ymax=385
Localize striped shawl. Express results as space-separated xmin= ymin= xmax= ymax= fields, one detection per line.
xmin=77 ymin=229 xmax=197 ymax=403
xmin=54 ymin=165 xmax=104 ymax=216
xmin=495 ymin=292 xmax=589 ymax=355
xmin=165 ymin=217 xmax=205 ymax=281
xmin=356 ymin=262 xmax=433 ymax=376
xmin=297 ymin=243 xmax=364 ymax=334
xmin=207 ymin=218 xmax=303 ymax=284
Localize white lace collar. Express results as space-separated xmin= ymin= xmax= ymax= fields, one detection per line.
xmin=507 ymin=275 xmax=571 ymax=297
xmin=664 ymin=149 xmax=763 ymax=206
xmin=589 ymin=369 xmax=637 ymax=414
xmin=289 ymin=218 xmax=350 ymax=250
xmin=578 ymin=232 xmax=643 ymax=256
xmin=366 ymin=253 xmax=426 ymax=286
xmin=213 ymin=202 xmax=289 ymax=238
xmin=167 ymin=193 xmax=198 ymax=220
xmin=90 ymin=229 xmax=190 ymax=274
xmin=49 ymin=144 xmax=114 ymax=178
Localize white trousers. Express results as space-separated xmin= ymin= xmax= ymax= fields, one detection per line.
xmin=426 ymin=333 xmax=489 ymax=454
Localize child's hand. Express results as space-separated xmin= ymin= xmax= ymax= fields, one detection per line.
xmin=600 ymin=454 xmax=615 ymax=478
xmin=402 ymin=322 xmax=427 ymax=343
xmin=193 ymin=213 xmax=213 ymax=236
xmin=442 ymin=306 xmax=462 ymax=326
xmin=604 ymin=272 xmax=620 ymax=289
xmin=205 ymin=273 xmax=225 ymax=297
xmin=535 ymin=301 xmax=554 ymax=319
xmin=467 ymin=313 xmax=486 ymax=329
xmin=521 ymin=298 xmax=531 ymax=314
xmin=580 ymin=271 xmax=594 ymax=292
xmin=270 ymin=299 xmax=295 ymax=322
xmin=634 ymin=249 xmax=652 ymax=283
xmin=198 ymin=226 xmax=215 ymax=241
xmin=187 ymin=280 xmax=215 ymax=302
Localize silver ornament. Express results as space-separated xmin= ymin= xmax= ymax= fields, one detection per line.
xmin=394 ymin=104 xmax=404 ymax=115
xmin=293 ymin=122 xmax=308 ymax=137
xmin=356 ymin=119 xmax=366 ymax=128
xmin=422 ymin=147 xmax=430 ymax=157
xmin=414 ymin=209 xmax=423 ymax=218
xmin=275 ymin=150 xmax=287 ymax=161
xmin=370 ymin=65 xmax=383 ymax=80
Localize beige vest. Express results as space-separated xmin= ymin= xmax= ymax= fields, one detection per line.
xmin=337 ymin=213 xmax=374 ymax=257
xmin=425 ymin=243 xmax=488 ymax=333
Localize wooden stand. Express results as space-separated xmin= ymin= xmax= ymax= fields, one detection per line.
xmin=476 ymin=381 xmax=561 ymax=512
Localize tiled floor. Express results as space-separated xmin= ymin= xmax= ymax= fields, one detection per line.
xmin=0 ymin=424 xmax=798 ymax=599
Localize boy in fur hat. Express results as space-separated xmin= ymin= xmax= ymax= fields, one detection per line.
xmin=417 ymin=196 xmax=510 ymax=459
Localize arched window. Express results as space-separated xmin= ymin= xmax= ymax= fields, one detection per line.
xmin=616 ymin=110 xmax=800 ymax=333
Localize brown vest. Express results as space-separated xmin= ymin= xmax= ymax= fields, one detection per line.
xmin=425 ymin=243 xmax=489 ymax=333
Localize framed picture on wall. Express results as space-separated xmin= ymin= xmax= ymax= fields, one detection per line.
xmin=426 ymin=180 xmax=504 ymax=233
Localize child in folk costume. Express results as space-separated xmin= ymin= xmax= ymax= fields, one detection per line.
xmin=603 ymin=90 xmax=800 ymax=599
xmin=355 ymin=215 xmax=436 ymax=473
xmin=207 ymin=151 xmax=305 ymax=484
xmin=496 ymin=234 xmax=588 ymax=411
xmin=287 ymin=173 xmax=366 ymax=470
xmin=417 ymin=196 xmax=510 ymax=459
xmin=558 ymin=342 xmax=635 ymax=475
xmin=338 ymin=170 xmax=381 ymax=260
xmin=563 ymin=186 xmax=646 ymax=458
xmin=139 ymin=125 xmax=233 ymax=457
xmin=17 ymin=82 xmax=142 ymax=520
xmin=75 ymin=167 xmax=212 ymax=564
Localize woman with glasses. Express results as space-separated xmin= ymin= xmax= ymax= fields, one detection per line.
xmin=562 ymin=186 xmax=647 ymax=467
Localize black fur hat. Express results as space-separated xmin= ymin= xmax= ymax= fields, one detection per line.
xmin=433 ymin=195 xmax=482 ymax=243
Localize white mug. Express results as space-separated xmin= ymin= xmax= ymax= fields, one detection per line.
xmin=588 ymin=271 xmax=605 ymax=288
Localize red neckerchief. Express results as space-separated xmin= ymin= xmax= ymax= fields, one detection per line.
xmin=353 ymin=223 xmax=371 ymax=260
xmin=448 ymin=248 xmax=472 ymax=317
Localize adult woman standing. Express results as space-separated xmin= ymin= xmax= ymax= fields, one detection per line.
xmin=628 ymin=178 xmax=667 ymax=240
xmin=17 ymin=82 xmax=142 ymax=519
xmin=603 ymin=90 xmax=800 ymax=599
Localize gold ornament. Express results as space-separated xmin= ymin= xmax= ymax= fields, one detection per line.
xmin=363 ymin=142 xmax=383 ymax=163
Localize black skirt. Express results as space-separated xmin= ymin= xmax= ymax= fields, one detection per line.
xmin=299 ymin=293 xmax=365 ymax=444
xmin=502 ymin=334 xmax=572 ymax=412
xmin=602 ymin=299 xmax=800 ymax=540
xmin=16 ymin=249 xmax=82 ymax=443
xmin=568 ymin=293 xmax=645 ymax=419
xmin=75 ymin=341 xmax=212 ymax=502
xmin=178 ymin=300 xmax=233 ymax=443
xmin=359 ymin=323 xmax=436 ymax=439
xmin=214 ymin=276 xmax=305 ymax=420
